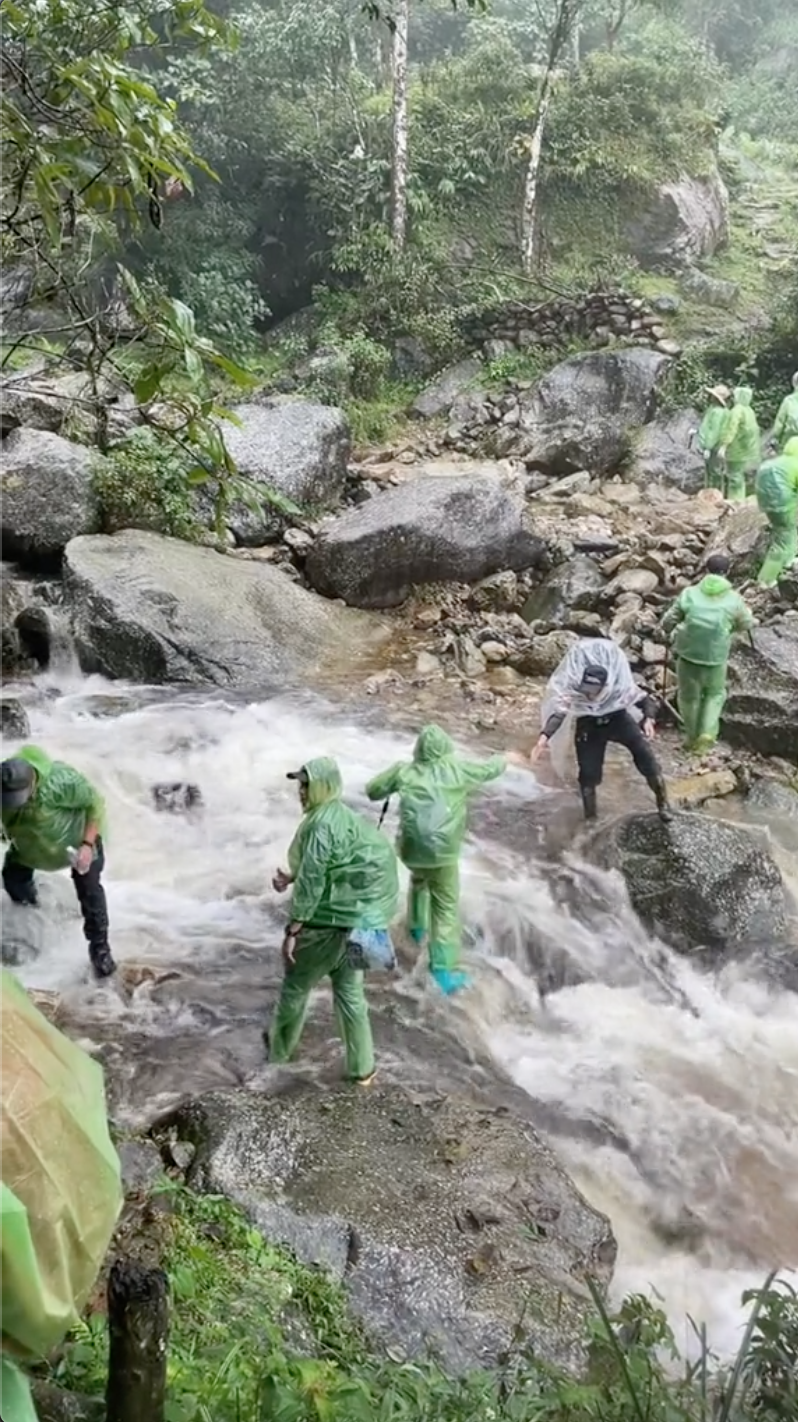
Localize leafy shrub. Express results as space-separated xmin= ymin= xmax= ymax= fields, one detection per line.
xmin=93 ymin=430 xmax=201 ymax=541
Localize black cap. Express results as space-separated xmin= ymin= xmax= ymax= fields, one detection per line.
xmin=1 ymin=758 xmax=36 ymax=810
xmin=286 ymin=768 xmax=308 ymax=782
xmin=580 ymin=664 xmax=609 ymax=688
xmin=705 ymin=553 xmax=731 ymax=575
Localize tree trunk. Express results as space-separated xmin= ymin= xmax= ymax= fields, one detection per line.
xmin=390 ymin=0 xmax=410 ymax=249
xmin=520 ymin=84 xmax=554 ymax=276
xmin=105 ymin=1259 xmax=169 ymax=1422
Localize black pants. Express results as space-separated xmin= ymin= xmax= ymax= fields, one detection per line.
xmin=575 ymin=712 xmax=660 ymax=789
xmin=3 ymin=838 xmax=110 ymax=950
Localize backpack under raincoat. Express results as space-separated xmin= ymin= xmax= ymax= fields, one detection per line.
xmin=661 ymin=574 xmax=753 ymax=666
xmin=755 ymin=438 xmax=798 ymax=515
xmin=365 ymin=724 xmax=505 ymax=870
xmin=287 ymin=758 xmax=398 ymax=930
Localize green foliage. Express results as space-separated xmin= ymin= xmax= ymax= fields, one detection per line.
xmin=92 ymin=430 xmax=201 ymax=541
xmin=47 ymin=1183 xmax=798 ymax=1422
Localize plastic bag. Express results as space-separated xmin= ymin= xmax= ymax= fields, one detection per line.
xmin=346 ymin=927 xmax=397 ymax=972
xmin=1 ymin=967 xmax=122 ymax=1418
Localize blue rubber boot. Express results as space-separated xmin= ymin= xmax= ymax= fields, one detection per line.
xmin=430 ymin=967 xmax=471 ymax=996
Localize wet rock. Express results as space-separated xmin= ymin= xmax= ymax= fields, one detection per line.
xmin=0 ymin=428 xmax=100 ymax=565
xmin=208 ymin=401 xmax=350 ymax=545
xmin=597 ymin=811 xmax=789 ymax=954
xmin=545 ymin=471 xmax=592 ymax=498
xmin=119 ymin=1138 xmax=165 ymax=1193
xmin=467 ymin=570 xmax=519 ymax=614
xmin=745 ymin=778 xmax=798 ymax=822
xmin=628 ymin=409 xmax=705 ymax=494
xmin=521 ymin=556 xmax=605 ymax=624
xmin=152 ymin=782 xmax=203 ymax=814
xmin=305 ymin=476 xmax=545 ymax=609
xmin=415 ymin=650 xmax=442 ymax=677
xmin=64 ymin=529 xmax=377 ymax=688
xmin=511 ymin=630 xmax=578 ymax=678
xmin=0 ymin=698 xmax=30 ymax=739
xmin=512 ymin=349 xmax=672 ymax=478
xmin=668 ymin=770 xmax=737 ymax=809
xmin=604 ymin=567 xmax=659 ymax=599
xmin=412 ymin=357 xmax=483 ymax=419
xmin=1 ymin=574 xmax=28 ymax=674
xmin=724 ymin=624 xmax=798 ymax=762
xmin=163 ymin=1082 xmax=615 ymax=1374
xmin=452 ymin=633 xmax=487 ymax=678
xmin=704 ymin=502 xmax=769 ymax=580
xmin=624 ymin=171 xmax=729 ymax=269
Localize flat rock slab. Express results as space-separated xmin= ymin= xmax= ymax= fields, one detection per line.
xmin=64 ymin=528 xmax=381 ymax=687
xmin=166 ymin=1080 xmax=615 ymax=1375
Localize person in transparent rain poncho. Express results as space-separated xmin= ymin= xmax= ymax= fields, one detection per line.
xmin=524 ymin=639 xmax=672 ymax=823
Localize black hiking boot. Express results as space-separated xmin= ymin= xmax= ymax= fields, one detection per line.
xmin=580 ymin=786 xmax=598 ymax=821
xmin=89 ymin=942 xmax=117 ymax=979
xmin=649 ymin=776 xmax=673 ymax=824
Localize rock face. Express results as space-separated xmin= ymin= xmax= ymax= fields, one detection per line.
xmin=724 ymin=624 xmax=798 ymax=763
xmin=305 ymin=476 xmax=545 ymax=609
xmin=598 ymin=811 xmax=789 ymax=954
xmin=0 ymin=365 xmax=136 ymax=442
xmin=63 ymin=529 xmax=378 ymax=687
xmin=0 ymin=428 xmax=100 ymax=564
xmin=166 ymin=1081 xmax=615 ymax=1374
xmin=624 ymin=171 xmax=730 ymax=270
xmin=629 ymin=409 xmax=705 ymax=494
xmin=460 ymin=291 xmax=680 ymax=359
xmin=508 ymin=349 xmax=672 ymax=477
xmin=217 ymin=401 xmax=351 ymax=545
xmin=411 ymin=358 xmax=483 ymax=419
xmin=0 ymin=698 xmax=31 ymax=739
xmin=521 ymin=555 xmax=605 ymax=623
xmin=704 ymin=502 xmax=769 ymax=580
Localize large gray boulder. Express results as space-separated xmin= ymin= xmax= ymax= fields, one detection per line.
xmin=628 ymin=409 xmax=705 ymax=494
xmin=0 ymin=365 xmax=135 ymax=439
xmin=412 ymin=357 xmax=483 ymax=419
xmin=305 ymin=475 xmax=545 ymax=609
xmin=724 ymin=623 xmax=798 ymax=762
xmin=63 ymin=529 xmax=379 ymax=687
xmin=508 ymin=349 xmax=672 ymax=478
xmin=597 ymin=811 xmax=790 ymax=955
xmin=0 ymin=427 xmax=100 ymax=564
xmin=704 ymin=501 xmax=769 ymax=580
xmin=624 ymin=171 xmax=730 ymax=270
xmin=163 ymin=1081 xmax=615 ymax=1374
xmin=214 ymin=401 xmax=350 ymax=545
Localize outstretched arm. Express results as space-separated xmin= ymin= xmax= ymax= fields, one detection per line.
xmin=459 ymin=754 xmax=506 ymax=788
xmin=364 ymin=763 xmax=403 ymax=802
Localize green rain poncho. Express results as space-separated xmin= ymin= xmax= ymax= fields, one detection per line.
xmin=719 ymin=386 xmax=761 ymax=498
xmin=287 ymin=757 xmax=398 ymax=930
xmin=365 ymin=724 xmax=505 ymax=870
xmin=697 ymin=399 xmax=727 ymax=456
xmin=755 ymin=437 xmax=798 ymax=586
xmin=1 ymin=746 xmax=105 ymax=872
xmin=661 ymin=573 xmax=753 ymax=666
xmin=772 ymin=385 xmax=798 ymax=451
xmin=365 ymin=726 xmax=505 ymax=988
xmin=1 ymin=969 xmax=122 ymax=1422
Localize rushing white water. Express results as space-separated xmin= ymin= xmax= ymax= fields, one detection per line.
xmin=2 ymin=664 xmax=797 ymax=1363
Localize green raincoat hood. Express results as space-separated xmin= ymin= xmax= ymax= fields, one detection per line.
xmin=413 ymin=724 xmax=455 ymax=763
xmin=732 ymin=386 xmax=753 ymax=406
xmin=300 ymin=757 xmax=343 ymax=810
xmin=698 ymin=574 xmax=733 ymax=596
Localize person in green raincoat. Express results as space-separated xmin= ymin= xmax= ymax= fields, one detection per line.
xmin=268 ymin=758 xmax=399 ymax=1085
xmin=365 ymin=725 xmax=505 ymax=996
xmin=661 ymin=554 xmax=754 ymax=754
xmin=770 ymin=372 xmax=798 ymax=452
xmin=1 ymin=747 xmax=115 ymax=978
xmin=715 ymin=386 xmax=761 ymax=500
xmin=755 ymin=436 xmax=798 ymax=587
xmin=696 ymin=384 xmax=731 ymax=491
xmin=1 ymin=969 xmax=122 ymax=1422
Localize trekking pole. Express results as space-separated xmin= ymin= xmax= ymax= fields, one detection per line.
xmin=378 ymin=798 xmax=390 ymax=829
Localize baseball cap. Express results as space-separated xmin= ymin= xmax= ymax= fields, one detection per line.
xmin=1 ymin=758 xmax=36 ymax=810
xmin=580 ymin=664 xmax=609 ymax=689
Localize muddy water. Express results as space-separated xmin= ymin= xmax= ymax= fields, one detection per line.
xmin=2 ymin=664 xmax=797 ymax=1362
